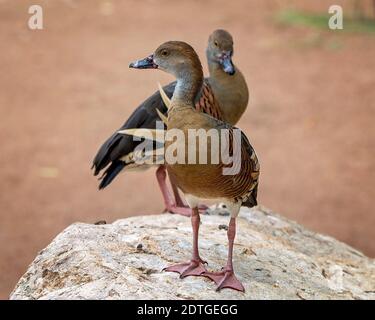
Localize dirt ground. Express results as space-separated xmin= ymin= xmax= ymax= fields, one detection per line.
xmin=0 ymin=0 xmax=374 ymax=299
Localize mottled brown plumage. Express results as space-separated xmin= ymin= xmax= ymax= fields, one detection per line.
xmin=194 ymin=82 xmax=224 ymax=121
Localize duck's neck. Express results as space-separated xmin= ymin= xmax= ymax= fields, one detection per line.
xmin=207 ymin=59 xmax=249 ymax=126
xmin=171 ymin=69 xmax=203 ymax=109
xmin=207 ymin=59 xmax=224 ymax=77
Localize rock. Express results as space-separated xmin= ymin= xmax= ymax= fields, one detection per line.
xmin=10 ymin=206 xmax=375 ymax=300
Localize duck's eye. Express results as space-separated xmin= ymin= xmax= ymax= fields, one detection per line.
xmin=214 ymin=41 xmax=219 ymax=47
xmin=161 ymin=50 xmax=169 ymax=56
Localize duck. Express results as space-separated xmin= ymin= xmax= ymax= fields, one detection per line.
xmin=92 ymin=30 xmax=249 ymax=216
xmin=127 ymin=41 xmax=259 ymax=292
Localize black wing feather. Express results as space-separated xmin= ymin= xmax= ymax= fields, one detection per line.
xmin=92 ymin=82 xmax=176 ymax=187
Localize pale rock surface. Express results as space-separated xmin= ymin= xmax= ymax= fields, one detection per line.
xmin=10 ymin=206 xmax=375 ymax=300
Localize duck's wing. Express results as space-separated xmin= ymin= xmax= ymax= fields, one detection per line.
xmin=206 ymin=118 xmax=260 ymax=207
xmin=237 ymin=128 xmax=259 ymax=207
xmin=91 ymin=81 xmax=176 ymax=189
xmin=92 ymin=77 xmax=221 ymax=190
xmin=195 ymin=81 xmax=224 ymax=121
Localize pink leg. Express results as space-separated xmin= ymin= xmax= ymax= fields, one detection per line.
xmin=156 ymin=166 xmax=207 ymax=216
xmin=169 ymin=174 xmax=186 ymax=207
xmin=203 ymin=218 xmax=245 ymax=292
xmin=164 ymin=207 xmax=207 ymax=278
xmin=169 ymin=176 xmax=209 ymax=213
xmin=156 ymin=166 xmax=191 ymax=216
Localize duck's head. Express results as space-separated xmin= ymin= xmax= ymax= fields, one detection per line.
xmin=206 ymin=29 xmax=235 ymax=75
xmin=129 ymin=41 xmax=202 ymax=80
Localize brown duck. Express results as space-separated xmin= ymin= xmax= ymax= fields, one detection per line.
xmin=128 ymin=41 xmax=259 ymax=292
xmin=92 ymin=30 xmax=249 ymax=216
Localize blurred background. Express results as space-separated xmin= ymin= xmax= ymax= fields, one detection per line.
xmin=1 ymin=0 xmax=374 ymax=298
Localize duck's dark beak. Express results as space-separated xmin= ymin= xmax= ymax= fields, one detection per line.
xmin=218 ymin=51 xmax=235 ymax=75
xmin=129 ymin=54 xmax=158 ymax=69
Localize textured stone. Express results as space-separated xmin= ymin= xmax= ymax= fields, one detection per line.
xmin=10 ymin=206 xmax=375 ymax=300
